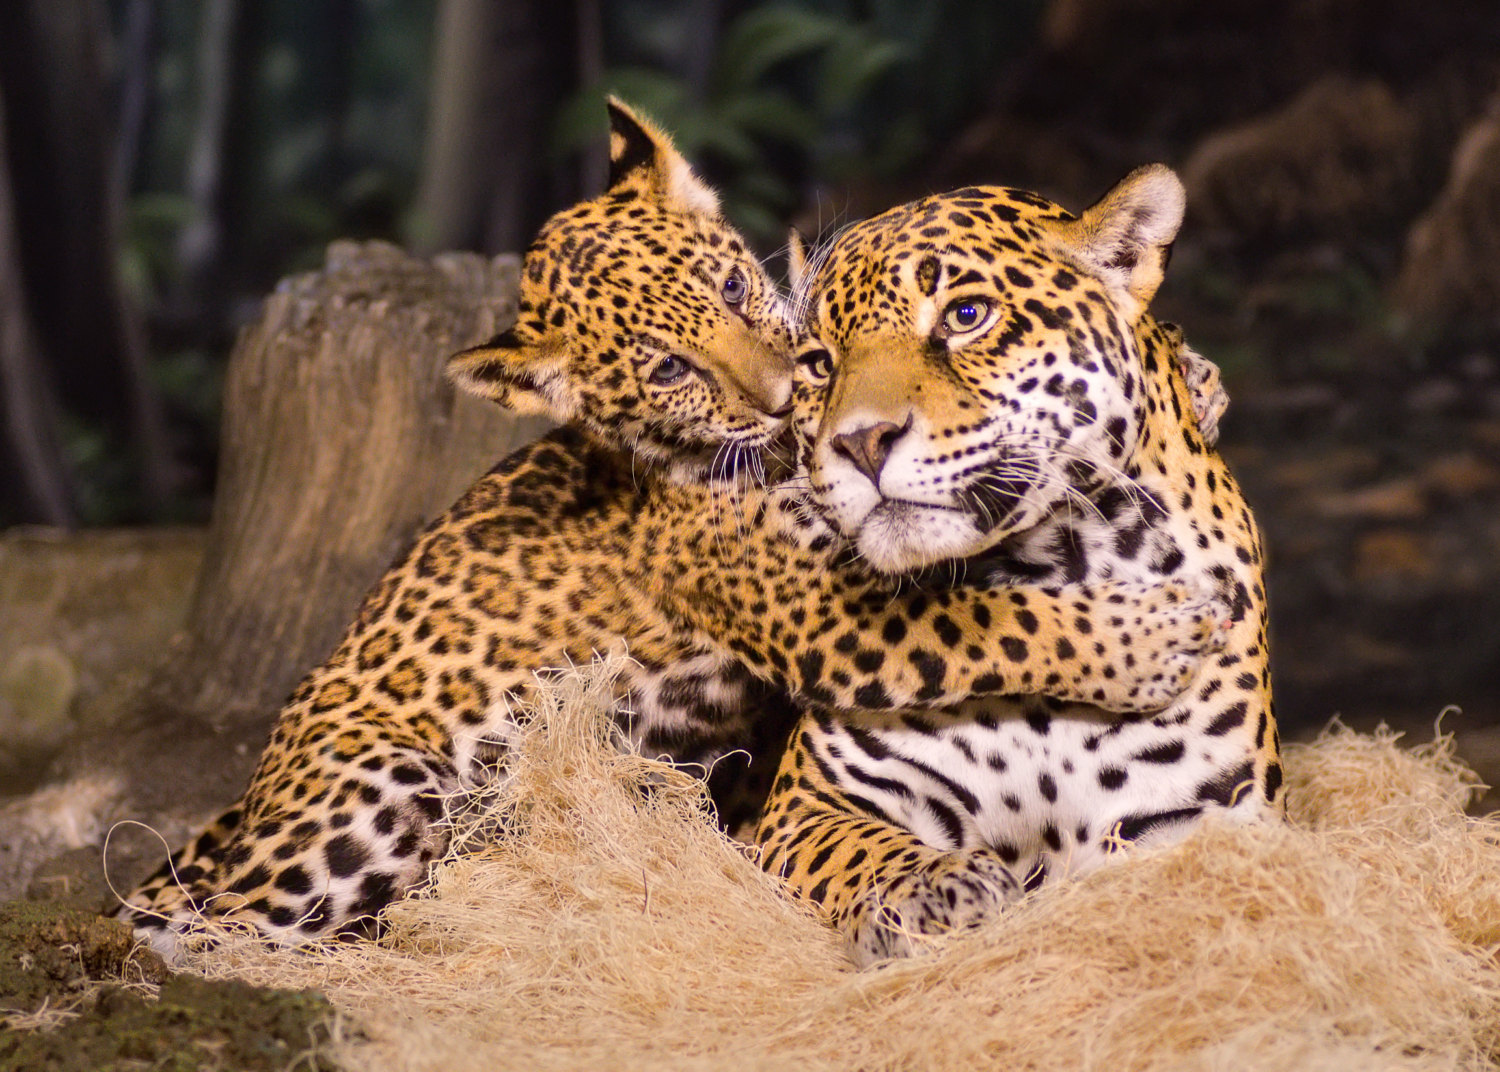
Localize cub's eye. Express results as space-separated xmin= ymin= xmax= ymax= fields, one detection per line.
xmin=648 ymin=356 xmax=691 ymax=386
xmin=942 ymin=298 xmax=991 ymax=335
xmin=797 ymin=347 xmax=835 ymax=382
xmin=722 ymin=268 xmax=748 ymax=307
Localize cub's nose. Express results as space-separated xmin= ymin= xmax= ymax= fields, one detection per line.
xmin=744 ymin=374 xmax=794 ymax=419
xmin=831 ymin=417 xmax=910 ymax=486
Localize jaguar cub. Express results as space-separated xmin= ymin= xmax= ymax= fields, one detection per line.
xmin=118 ymin=102 xmax=1225 ymax=958
xmin=758 ymin=168 xmax=1281 ymax=965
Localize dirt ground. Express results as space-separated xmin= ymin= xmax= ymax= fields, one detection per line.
xmin=0 ymin=900 xmax=339 ymax=1070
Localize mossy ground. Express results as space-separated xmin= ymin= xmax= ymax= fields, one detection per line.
xmin=0 ymin=901 xmax=340 ymax=1072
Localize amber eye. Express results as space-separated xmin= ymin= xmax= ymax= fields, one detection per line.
xmin=722 ymin=268 xmax=748 ymax=306
xmin=648 ymin=356 xmax=691 ymax=385
xmin=942 ymin=298 xmax=990 ymax=335
xmin=797 ymin=347 xmax=834 ymax=382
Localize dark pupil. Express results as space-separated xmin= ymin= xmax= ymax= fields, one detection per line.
xmin=954 ymin=303 xmax=979 ymax=326
xmin=724 ymin=272 xmax=746 ymax=303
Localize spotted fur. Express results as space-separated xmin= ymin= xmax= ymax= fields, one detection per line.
xmin=756 ymin=168 xmax=1282 ymax=965
xmin=117 ymin=107 xmax=1228 ymax=959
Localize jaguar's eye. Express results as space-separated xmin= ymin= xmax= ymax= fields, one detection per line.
xmin=722 ymin=268 xmax=748 ymax=307
xmin=648 ymin=355 xmax=692 ymax=386
xmin=942 ymin=298 xmax=991 ymax=335
xmin=797 ymin=347 xmax=834 ymax=382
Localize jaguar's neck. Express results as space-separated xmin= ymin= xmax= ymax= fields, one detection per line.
xmin=974 ymin=318 xmax=1237 ymax=588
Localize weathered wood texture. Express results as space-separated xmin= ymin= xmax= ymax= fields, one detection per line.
xmin=79 ymin=240 xmax=545 ymax=818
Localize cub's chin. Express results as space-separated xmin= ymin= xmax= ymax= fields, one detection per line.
xmin=649 ymin=421 xmax=790 ymax=478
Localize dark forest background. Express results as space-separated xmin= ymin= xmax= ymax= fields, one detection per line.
xmin=3 ymin=0 xmax=1500 ymax=781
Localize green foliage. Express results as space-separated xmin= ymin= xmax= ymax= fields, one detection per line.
xmin=151 ymin=348 xmax=225 ymax=437
xmin=57 ymin=416 xmax=133 ymax=526
xmin=118 ymin=192 xmax=197 ymax=306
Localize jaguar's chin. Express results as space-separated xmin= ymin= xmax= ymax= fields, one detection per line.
xmin=852 ymin=500 xmax=993 ymax=574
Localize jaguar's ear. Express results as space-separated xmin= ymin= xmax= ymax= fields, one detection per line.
xmin=605 ymin=96 xmax=720 ymax=219
xmin=447 ymin=329 xmax=580 ymax=421
xmin=1064 ymin=164 xmax=1185 ymax=321
xmin=786 ymin=228 xmax=810 ymax=291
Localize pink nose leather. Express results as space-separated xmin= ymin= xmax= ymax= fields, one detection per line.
xmin=831 ymin=419 xmax=908 ymax=485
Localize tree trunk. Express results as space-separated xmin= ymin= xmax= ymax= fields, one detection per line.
xmin=302 ymin=0 xmax=362 ymax=194
xmin=573 ymin=0 xmax=608 ymax=197
xmin=0 ymin=0 xmax=171 ymax=517
xmin=410 ymin=0 xmax=577 ymax=254
xmin=73 ymin=241 xmax=548 ymax=827
xmin=112 ymin=0 xmax=158 ymax=208
xmin=0 ymin=89 xmax=74 ymax=526
xmin=174 ymin=0 xmax=240 ymax=299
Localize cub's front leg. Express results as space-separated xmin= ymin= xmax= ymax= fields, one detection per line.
xmin=667 ymin=524 xmax=1231 ymax=716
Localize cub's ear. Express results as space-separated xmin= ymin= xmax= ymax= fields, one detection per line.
xmin=605 ymin=96 xmax=721 ymax=219
xmin=1063 ymin=164 xmax=1185 ymax=321
xmin=447 ymin=329 xmax=579 ymax=421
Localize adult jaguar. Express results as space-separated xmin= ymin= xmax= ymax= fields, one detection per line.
xmin=117 ymin=103 xmax=1225 ymax=958
xmin=756 ymin=167 xmax=1281 ymax=964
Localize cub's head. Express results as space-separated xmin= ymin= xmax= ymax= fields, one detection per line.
xmin=794 ymin=166 xmax=1186 ymax=572
xmin=449 ymin=99 xmax=794 ymax=477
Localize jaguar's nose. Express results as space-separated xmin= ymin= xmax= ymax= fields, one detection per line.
xmin=831 ymin=417 xmax=910 ymax=486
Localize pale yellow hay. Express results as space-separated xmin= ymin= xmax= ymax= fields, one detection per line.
xmin=184 ymin=662 xmax=1500 ymax=1071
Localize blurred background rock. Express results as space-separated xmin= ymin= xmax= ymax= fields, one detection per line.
xmin=2 ymin=0 xmax=1497 ymax=816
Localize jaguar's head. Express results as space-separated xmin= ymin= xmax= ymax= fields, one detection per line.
xmin=794 ymin=166 xmax=1186 ymax=572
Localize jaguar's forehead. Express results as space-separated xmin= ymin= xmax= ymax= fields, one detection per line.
xmin=806 ymin=186 xmax=1079 ymax=330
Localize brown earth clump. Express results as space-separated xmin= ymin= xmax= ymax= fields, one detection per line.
xmin=1394 ymin=94 xmax=1500 ymax=332
xmin=1183 ymin=77 xmax=1419 ymax=246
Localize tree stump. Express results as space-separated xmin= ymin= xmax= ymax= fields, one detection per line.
xmin=76 ymin=240 xmax=547 ymax=839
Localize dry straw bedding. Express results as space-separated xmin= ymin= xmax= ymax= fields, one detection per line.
xmin=185 ymin=660 xmax=1500 ymax=1071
